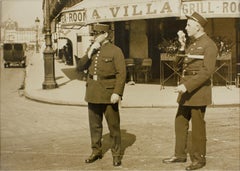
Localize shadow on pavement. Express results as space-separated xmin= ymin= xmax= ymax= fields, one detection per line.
xmin=102 ymin=129 xmax=136 ymax=159
xmin=61 ymin=67 xmax=81 ymax=80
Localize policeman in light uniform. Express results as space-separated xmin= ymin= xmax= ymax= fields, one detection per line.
xmin=77 ymin=23 xmax=126 ymax=167
xmin=163 ymin=12 xmax=218 ymax=170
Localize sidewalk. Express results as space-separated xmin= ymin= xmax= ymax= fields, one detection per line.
xmin=24 ymin=52 xmax=240 ymax=108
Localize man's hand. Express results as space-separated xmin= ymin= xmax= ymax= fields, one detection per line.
xmin=87 ymin=42 xmax=100 ymax=58
xmin=177 ymin=30 xmax=186 ymax=51
xmin=174 ymin=84 xmax=187 ymax=93
xmin=111 ymin=93 xmax=120 ymax=104
xmin=95 ymin=32 xmax=108 ymax=43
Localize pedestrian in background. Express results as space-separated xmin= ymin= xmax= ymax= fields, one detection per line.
xmin=77 ymin=23 xmax=126 ymax=167
xmin=61 ymin=45 xmax=67 ymax=63
xmin=163 ymin=12 xmax=218 ymax=170
xmin=65 ymin=41 xmax=73 ymax=65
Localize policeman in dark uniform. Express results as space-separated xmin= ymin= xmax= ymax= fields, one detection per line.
xmin=163 ymin=12 xmax=218 ymax=170
xmin=77 ymin=23 xmax=126 ymax=167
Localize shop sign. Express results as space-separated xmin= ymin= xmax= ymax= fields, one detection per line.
xmin=60 ymin=10 xmax=86 ymax=26
xmin=181 ymin=0 xmax=240 ymax=18
xmin=86 ymin=0 xmax=180 ymax=23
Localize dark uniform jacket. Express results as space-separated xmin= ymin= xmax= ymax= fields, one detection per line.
xmin=177 ymin=34 xmax=218 ymax=106
xmin=77 ymin=42 xmax=126 ymax=104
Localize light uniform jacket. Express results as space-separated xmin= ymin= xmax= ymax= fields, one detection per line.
xmin=77 ymin=42 xmax=126 ymax=104
xmin=177 ymin=34 xmax=218 ymax=106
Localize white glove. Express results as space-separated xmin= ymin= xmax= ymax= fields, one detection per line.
xmin=111 ymin=93 xmax=120 ymax=104
xmin=174 ymin=84 xmax=187 ymax=93
xmin=87 ymin=42 xmax=100 ymax=58
xmin=177 ymin=30 xmax=186 ymax=51
xmin=95 ymin=33 xmax=108 ymax=43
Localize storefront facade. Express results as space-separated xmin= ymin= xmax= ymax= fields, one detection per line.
xmin=45 ymin=0 xmax=240 ymax=85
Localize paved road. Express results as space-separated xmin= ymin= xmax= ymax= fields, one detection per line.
xmin=0 ymin=51 xmax=239 ymax=170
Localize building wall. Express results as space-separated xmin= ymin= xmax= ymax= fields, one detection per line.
xmin=205 ymin=18 xmax=237 ymax=81
xmin=3 ymin=27 xmax=40 ymax=45
xmin=75 ymin=26 xmax=92 ymax=58
xmin=129 ymin=20 xmax=148 ymax=59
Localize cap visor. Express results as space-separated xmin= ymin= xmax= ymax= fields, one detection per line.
xmin=186 ymin=15 xmax=199 ymax=23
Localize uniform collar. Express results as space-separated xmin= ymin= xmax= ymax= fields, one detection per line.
xmin=194 ymin=33 xmax=206 ymax=41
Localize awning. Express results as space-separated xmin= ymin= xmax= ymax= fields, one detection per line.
xmin=59 ymin=0 xmax=90 ymax=27
xmin=59 ymin=0 xmax=240 ymax=27
xmin=181 ymin=0 xmax=240 ymax=18
xmin=86 ymin=0 xmax=181 ymax=23
xmin=59 ymin=0 xmax=181 ymax=26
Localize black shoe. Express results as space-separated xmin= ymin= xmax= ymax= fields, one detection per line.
xmin=162 ymin=156 xmax=187 ymax=164
xmin=113 ymin=156 xmax=121 ymax=166
xmin=185 ymin=161 xmax=206 ymax=170
xmin=85 ymin=153 xmax=102 ymax=163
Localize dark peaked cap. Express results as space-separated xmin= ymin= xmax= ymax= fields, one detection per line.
xmin=186 ymin=12 xmax=208 ymax=27
xmin=93 ymin=23 xmax=109 ymax=33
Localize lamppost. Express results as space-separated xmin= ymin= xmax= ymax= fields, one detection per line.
xmin=42 ymin=0 xmax=57 ymax=89
xmin=35 ymin=17 xmax=40 ymax=53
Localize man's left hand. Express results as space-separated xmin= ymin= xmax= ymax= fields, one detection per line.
xmin=111 ymin=93 xmax=120 ymax=104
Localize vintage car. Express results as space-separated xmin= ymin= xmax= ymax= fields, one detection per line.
xmin=3 ymin=43 xmax=27 ymax=68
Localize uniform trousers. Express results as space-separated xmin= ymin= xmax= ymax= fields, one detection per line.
xmin=88 ymin=103 xmax=121 ymax=157
xmin=175 ymin=105 xmax=207 ymax=163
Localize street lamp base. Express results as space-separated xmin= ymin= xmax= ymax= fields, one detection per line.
xmin=42 ymin=81 xmax=58 ymax=89
xmin=42 ymin=48 xmax=58 ymax=89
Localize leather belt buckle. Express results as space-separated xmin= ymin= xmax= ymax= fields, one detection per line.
xmin=93 ymin=75 xmax=98 ymax=81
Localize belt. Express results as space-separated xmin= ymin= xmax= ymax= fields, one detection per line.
xmin=183 ymin=70 xmax=198 ymax=76
xmin=89 ymin=74 xmax=116 ymax=81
